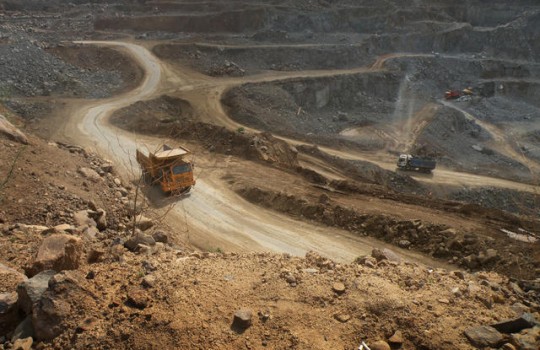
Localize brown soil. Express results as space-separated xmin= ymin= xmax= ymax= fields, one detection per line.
xmin=2 ymin=2 xmax=540 ymax=349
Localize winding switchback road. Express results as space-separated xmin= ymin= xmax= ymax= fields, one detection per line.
xmin=62 ymin=40 xmax=538 ymax=268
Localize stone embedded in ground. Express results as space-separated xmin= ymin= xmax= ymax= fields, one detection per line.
xmin=77 ymin=167 xmax=102 ymax=182
xmin=152 ymin=230 xmax=169 ymax=244
xmin=53 ymin=224 xmax=74 ymax=232
xmin=126 ymin=288 xmax=148 ymax=309
xmin=478 ymin=249 xmax=499 ymax=265
xmin=464 ymin=326 xmax=504 ymax=348
xmin=87 ymin=248 xmax=105 ymax=264
xmin=332 ymin=282 xmax=346 ymax=294
xmin=142 ymin=275 xmax=156 ymax=288
xmin=27 ymin=234 xmax=82 ymax=277
xmin=511 ymin=302 xmax=530 ymax=315
xmin=32 ymin=293 xmax=71 ymax=341
xmin=491 ymin=313 xmax=537 ymax=334
xmin=74 ymin=210 xmax=97 ymax=228
xmin=17 ymin=270 xmax=57 ymax=314
xmin=12 ymin=337 xmax=32 ymax=350
xmin=124 ymin=232 xmax=156 ymax=251
xmin=135 ymin=215 xmax=154 ymax=231
xmin=91 ymin=208 xmax=107 ymax=231
xmin=334 ymin=313 xmax=351 ymax=323
xmin=452 ymin=271 xmax=465 ymax=280
xmin=388 ymin=330 xmax=404 ymax=344
xmin=371 ymin=248 xmax=401 ymax=263
xmin=0 ymin=292 xmax=19 ymax=335
xmin=285 ymin=275 xmax=297 ymax=286
xmin=232 ymin=308 xmax=253 ymax=330
xmin=370 ymin=340 xmax=391 ymax=350
xmin=398 ymin=240 xmax=411 ymax=248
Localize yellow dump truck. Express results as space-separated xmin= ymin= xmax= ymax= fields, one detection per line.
xmin=136 ymin=145 xmax=195 ymax=194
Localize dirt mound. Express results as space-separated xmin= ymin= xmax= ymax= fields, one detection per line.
xmin=235 ymin=184 xmax=539 ymax=280
xmin=110 ymin=95 xmax=194 ymax=132
xmin=110 ymin=96 xmax=299 ymax=169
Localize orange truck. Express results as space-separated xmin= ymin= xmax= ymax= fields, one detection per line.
xmin=136 ymin=145 xmax=195 ymax=194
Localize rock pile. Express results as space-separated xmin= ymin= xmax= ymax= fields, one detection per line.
xmin=0 ymin=40 xmax=122 ymax=98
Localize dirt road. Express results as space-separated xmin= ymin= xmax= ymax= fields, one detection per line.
xmin=63 ymin=40 xmax=538 ymax=268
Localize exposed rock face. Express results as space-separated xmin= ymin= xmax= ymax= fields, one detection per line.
xmin=27 ymin=234 xmax=82 ymax=277
xmin=32 ymin=271 xmax=87 ymax=341
xmin=17 ymin=270 xmax=57 ymax=314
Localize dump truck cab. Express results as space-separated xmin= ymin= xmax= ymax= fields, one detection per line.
xmin=136 ymin=145 xmax=195 ymax=194
xmin=397 ymin=154 xmax=410 ymax=168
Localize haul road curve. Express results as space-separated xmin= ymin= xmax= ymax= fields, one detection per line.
xmin=61 ymin=41 xmax=537 ymax=268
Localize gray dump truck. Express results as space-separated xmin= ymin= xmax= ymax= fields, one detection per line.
xmin=396 ymin=154 xmax=436 ymax=173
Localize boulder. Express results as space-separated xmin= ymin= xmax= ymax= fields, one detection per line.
xmin=464 ymin=326 xmax=504 ymax=348
xmin=17 ymin=270 xmax=56 ymax=314
xmin=491 ymin=313 xmax=537 ymax=334
xmin=32 ymin=271 xmax=86 ymax=341
xmin=27 ymin=234 xmax=82 ymax=277
xmin=0 ymin=114 xmax=28 ymax=144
